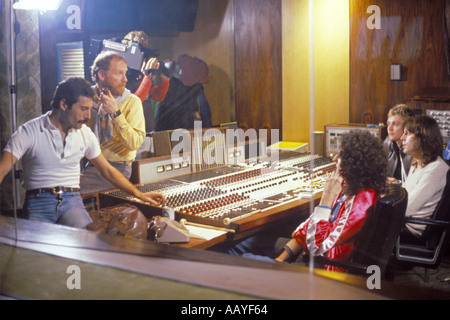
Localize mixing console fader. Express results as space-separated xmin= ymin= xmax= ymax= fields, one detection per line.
xmin=99 ymin=154 xmax=336 ymax=229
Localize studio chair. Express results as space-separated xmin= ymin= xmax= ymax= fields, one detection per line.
xmin=303 ymin=184 xmax=407 ymax=278
xmin=391 ymin=168 xmax=450 ymax=282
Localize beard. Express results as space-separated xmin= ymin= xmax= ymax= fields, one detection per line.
xmin=100 ymin=79 xmax=126 ymax=97
xmin=110 ymin=84 xmax=126 ymax=97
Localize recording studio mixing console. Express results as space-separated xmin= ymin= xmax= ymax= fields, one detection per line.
xmin=99 ymin=153 xmax=336 ymax=230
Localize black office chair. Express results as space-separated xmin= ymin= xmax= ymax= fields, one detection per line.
xmin=390 ymin=168 xmax=450 ymax=282
xmin=303 ymin=184 xmax=408 ymax=277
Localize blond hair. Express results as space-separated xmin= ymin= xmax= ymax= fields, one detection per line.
xmin=387 ymin=104 xmax=415 ymax=119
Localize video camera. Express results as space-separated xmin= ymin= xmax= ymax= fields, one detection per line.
xmin=144 ymin=60 xmax=182 ymax=80
xmin=88 ymin=38 xmax=160 ymax=72
xmin=89 ymin=38 xmax=181 ymax=80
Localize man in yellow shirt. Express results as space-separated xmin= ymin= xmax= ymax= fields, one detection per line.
xmin=80 ymin=51 xmax=145 ymax=194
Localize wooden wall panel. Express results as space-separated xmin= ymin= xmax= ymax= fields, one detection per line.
xmin=172 ymin=0 xmax=235 ymax=127
xmin=234 ymin=0 xmax=282 ymax=141
xmin=350 ymin=0 xmax=450 ymax=124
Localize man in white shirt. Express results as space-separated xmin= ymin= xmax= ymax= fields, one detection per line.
xmin=0 ymin=77 xmax=165 ymax=228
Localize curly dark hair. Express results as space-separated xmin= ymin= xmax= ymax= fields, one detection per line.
xmin=402 ymin=115 xmax=443 ymax=166
xmin=339 ymin=130 xmax=387 ymax=196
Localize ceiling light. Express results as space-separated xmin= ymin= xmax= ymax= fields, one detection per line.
xmin=13 ymin=0 xmax=62 ymax=12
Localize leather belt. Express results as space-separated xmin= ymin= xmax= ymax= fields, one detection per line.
xmin=26 ymin=187 xmax=80 ymax=195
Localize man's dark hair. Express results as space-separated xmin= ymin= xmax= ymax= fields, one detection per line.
xmin=51 ymin=77 xmax=95 ymax=110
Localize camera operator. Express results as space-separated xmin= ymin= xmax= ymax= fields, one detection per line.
xmin=119 ymin=31 xmax=171 ymax=141
xmin=134 ymin=58 xmax=170 ymax=103
xmin=121 ymin=31 xmax=170 ymax=104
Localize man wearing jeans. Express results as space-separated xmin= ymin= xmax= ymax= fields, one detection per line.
xmin=0 ymin=77 xmax=165 ymax=228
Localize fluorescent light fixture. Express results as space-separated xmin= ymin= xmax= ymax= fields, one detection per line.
xmin=13 ymin=0 xmax=62 ymax=12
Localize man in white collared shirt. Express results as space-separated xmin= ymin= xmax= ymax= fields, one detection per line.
xmin=0 ymin=77 xmax=165 ymax=228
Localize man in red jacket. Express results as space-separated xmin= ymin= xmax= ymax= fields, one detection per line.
xmin=222 ymin=131 xmax=387 ymax=272
xmin=277 ymin=131 xmax=387 ymax=270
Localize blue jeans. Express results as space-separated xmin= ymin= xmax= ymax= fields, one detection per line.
xmin=23 ymin=191 xmax=92 ymax=228
xmin=229 ymin=234 xmax=288 ymax=256
xmin=213 ymin=234 xmax=291 ymax=263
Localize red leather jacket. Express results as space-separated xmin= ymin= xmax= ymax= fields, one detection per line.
xmin=294 ymin=189 xmax=378 ymax=271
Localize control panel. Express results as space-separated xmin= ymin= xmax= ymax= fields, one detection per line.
xmin=426 ymin=109 xmax=450 ymax=142
xmin=100 ymin=153 xmax=336 ymax=230
xmin=324 ymin=123 xmax=387 ymax=156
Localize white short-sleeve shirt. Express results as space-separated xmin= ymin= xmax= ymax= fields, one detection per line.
xmin=4 ymin=112 xmax=101 ymax=189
